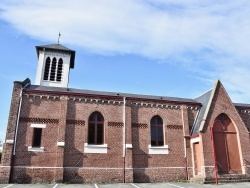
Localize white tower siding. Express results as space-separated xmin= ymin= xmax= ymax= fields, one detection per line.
xmin=35 ymin=44 xmax=75 ymax=88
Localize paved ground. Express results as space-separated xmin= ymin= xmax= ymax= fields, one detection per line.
xmin=0 ymin=182 xmax=250 ymax=188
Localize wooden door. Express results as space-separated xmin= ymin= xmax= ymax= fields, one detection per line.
xmin=213 ymin=114 xmax=242 ymax=174
xmin=194 ymin=142 xmax=201 ymax=175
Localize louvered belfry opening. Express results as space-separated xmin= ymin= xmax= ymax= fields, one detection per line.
xmin=43 ymin=57 xmax=51 ymax=80
xmin=56 ymin=58 xmax=63 ymax=81
xmin=50 ymin=57 xmax=57 ymax=81
xmin=213 ymin=113 xmax=242 ymax=174
xmin=43 ymin=57 xmax=63 ymax=82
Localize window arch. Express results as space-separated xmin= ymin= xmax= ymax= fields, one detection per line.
xmin=43 ymin=57 xmax=51 ymax=80
xmin=88 ymin=112 xmax=104 ymax=144
xmin=56 ymin=58 xmax=63 ymax=81
xmin=150 ymin=115 xmax=163 ymax=146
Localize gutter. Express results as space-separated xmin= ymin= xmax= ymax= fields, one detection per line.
xmin=181 ymin=107 xmax=188 ymax=180
xmin=24 ymin=89 xmax=202 ymax=106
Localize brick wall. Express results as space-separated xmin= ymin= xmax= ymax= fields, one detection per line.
xmin=238 ymin=110 xmax=250 ymax=132
xmin=0 ymin=83 xmax=205 ymax=183
xmin=199 ymin=81 xmax=250 ymax=178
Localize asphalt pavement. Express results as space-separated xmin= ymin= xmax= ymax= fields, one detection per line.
xmin=1 ymin=182 xmax=250 ymax=188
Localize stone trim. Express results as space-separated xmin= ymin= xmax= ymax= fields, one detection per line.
xmin=28 ymin=146 xmax=44 ymax=152
xmin=148 ymin=145 xmax=169 ymax=154
xmin=5 ymin=139 xmax=14 ymax=144
xmin=69 ymin=97 xmax=124 ymax=106
xmin=30 ymin=124 xmax=46 ymax=128
xmin=57 ymin=142 xmax=65 ymax=147
xmin=14 ymin=166 xmax=63 ymax=169
xmin=84 ymin=143 xmax=108 ymax=154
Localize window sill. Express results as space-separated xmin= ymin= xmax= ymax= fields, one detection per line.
xmin=148 ymin=144 xmax=169 ymax=154
xmin=28 ymin=146 xmax=44 ymax=152
xmin=84 ymin=143 xmax=108 ymax=153
xmin=30 ymin=124 xmax=46 ymax=128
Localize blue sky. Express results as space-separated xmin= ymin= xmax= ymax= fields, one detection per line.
xmin=0 ymin=0 xmax=250 ymax=141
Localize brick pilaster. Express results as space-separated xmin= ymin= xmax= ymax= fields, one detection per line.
xmin=54 ymin=95 xmax=68 ymax=183
xmin=125 ymin=105 xmax=133 ymax=182
xmin=0 ymin=82 xmax=22 ymax=183
xmin=181 ymin=105 xmax=192 ymax=179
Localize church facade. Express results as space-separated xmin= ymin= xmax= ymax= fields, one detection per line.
xmin=1 ymin=44 xmax=250 ymax=184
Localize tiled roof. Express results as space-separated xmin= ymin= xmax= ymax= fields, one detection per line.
xmin=24 ymin=85 xmax=201 ymax=105
xmin=35 ymin=44 xmax=75 ymax=68
xmin=37 ymin=44 xmax=74 ymax=51
xmin=190 ymin=89 xmax=213 ymax=135
xmin=234 ymin=103 xmax=250 ymax=109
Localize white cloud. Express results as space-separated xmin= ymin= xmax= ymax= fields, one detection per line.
xmin=1 ymin=0 xmax=250 ymax=102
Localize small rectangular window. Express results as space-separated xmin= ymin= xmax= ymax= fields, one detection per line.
xmin=32 ymin=128 xmax=42 ymax=147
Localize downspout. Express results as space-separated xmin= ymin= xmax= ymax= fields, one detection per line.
xmin=122 ymin=97 xmax=126 ymax=183
xmin=188 ymin=107 xmax=200 ymax=178
xmin=181 ymin=106 xmax=188 ymax=180
xmin=183 ymin=137 xmax=188 ymax=180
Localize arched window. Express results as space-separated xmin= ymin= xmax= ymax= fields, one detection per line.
xmin=150 ymin=115 xmax=163 ymax=146
xmin=50 ymin=57 xmax=57 ymax=81
xmin=43 ymin=57 xmax=51 ymax=80
xmin=56 ymin=58 xmax=63 ymax=81
xmin=88 ymin=112 xmax=104 ymax=144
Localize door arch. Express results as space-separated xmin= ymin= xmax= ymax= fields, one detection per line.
xmin=212 ymin=114 xmax=242 ymax=174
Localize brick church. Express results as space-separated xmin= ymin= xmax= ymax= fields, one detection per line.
xmin=1 ymin=44 xmax=250 ymax=184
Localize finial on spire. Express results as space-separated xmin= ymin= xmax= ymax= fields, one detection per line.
xmin=58 ymin=32 xmax=61 ymax=44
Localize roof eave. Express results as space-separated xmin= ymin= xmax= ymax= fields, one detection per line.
xmin=23 ymin=88 xmax=201 ymax=106
xmin=35 ymin=46 xmax=75 ymax=68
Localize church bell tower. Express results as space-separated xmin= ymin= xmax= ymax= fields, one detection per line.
xmin=35 ymin=44 xmax=75 ymax=88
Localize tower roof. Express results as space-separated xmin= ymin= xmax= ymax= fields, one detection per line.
xmin=36 ymin=44 xmax=75 ymax=68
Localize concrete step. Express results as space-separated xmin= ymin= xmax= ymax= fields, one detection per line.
xmin=204 ymin=174 xmax=250 ymax=184
xmin=191 ymin=174 xmax=250 ymax=184
xmin=189 ymin=176 xmax=205 ymax=184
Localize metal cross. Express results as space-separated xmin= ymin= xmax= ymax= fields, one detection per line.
xmin=58 ymin=32 xmax=61 ymax=44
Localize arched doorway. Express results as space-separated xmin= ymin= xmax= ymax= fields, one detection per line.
xmin=212 ymin=114 xmax=242 ymax=174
